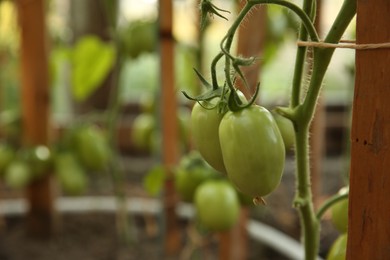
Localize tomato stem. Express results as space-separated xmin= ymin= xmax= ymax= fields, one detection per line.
xmin=293 ymin=123 xmax=320 ymax=260
xmin=316 ymin=192 xmax=349 ymax=220
xmin=302 ymin=0 xmax=357 ymax=121
xmin=290 ymin=0 xmax=315 ymax=107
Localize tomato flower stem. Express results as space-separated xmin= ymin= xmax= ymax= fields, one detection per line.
xmin=210 ymin=52 xmax=224 ymax=89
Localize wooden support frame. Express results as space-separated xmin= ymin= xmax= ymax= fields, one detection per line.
xmin=159 ymin=0 xmax=181 ymax=255
xmin=16 ymin=0 xmax=55 ymax=236
xmin=347 ymin=0 xmax=390 ymax=258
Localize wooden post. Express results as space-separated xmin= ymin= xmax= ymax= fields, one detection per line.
xmin=218 ymin=208 xmax=250 ymax=260
xmin=347 ymin=1 xmax=390 ymax=259
xmin=159 ymin=0 xmax=181 ymax=255
xmin=16 ymin=0 xmax=55 ymax=236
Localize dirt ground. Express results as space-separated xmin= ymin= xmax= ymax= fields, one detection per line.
xmin=0 ymin=152 xmax=346 ymax=260
xmin=0 ymin=212 xmax=298 ymax=260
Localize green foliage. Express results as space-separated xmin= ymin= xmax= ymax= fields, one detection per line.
xmin=71 ymin=35 xmax=116 ymax=102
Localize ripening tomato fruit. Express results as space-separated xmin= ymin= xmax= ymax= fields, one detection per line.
xmin=219 ymin=105 xmax=285 ymax=198
xmin=327 ymin=233 xmax=347 ymax=260
xmin=191 ymin=98 xmax=227 ymax=173
xmin=194 ymin=179 xmax=240 ymax=231
xmin=272 ymin=111 xmax=295 ymax=150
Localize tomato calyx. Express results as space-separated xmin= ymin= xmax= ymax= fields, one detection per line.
xmin=181 ymin=67 xmax=223 ymax=102
xmin=227 ymin=83 xmax=259 ymax=112
xmin=182 ymin=87 xmax=223 ymax=104
xmin=200 ymin=0 xmax=230 ymax=29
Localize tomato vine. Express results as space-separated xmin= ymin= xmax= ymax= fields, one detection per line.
xmin=184 ymin=0 xmax=356 ymax=259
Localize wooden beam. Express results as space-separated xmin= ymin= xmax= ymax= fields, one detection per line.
xmin=347 ymin=1 xmax=390 ymax=258
xmin=159 ymin=0 xmax=181 ymax=255
xmin=16 ymin=0 xmax=55 ymax=237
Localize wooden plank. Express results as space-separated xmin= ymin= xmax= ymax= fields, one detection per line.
xmin=347 ymin=1 xmax=390 ymax=259
xmin=218 ymin=208 xmax=249 ymax=260
xmin=159 ymin=0 xmax=181 ymax=255
xmin=16 ymin=0 xmax=55 ymax=236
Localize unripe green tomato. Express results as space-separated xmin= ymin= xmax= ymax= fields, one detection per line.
xmin=122 ymin=19 xmax=157 ymax=58
xmin=0 ymin=143 xmax=15 ymax=175
xmin=236 ymin=189 xmax=255 ymax=207
xmin=131 ymin=113 xmax=156 ymax=151
xmin=0 ymin=109 xmax=22 ymax=139
xmin=178 ymin=106 xmax=191 ymax=149
xmin=28 ymin=145 xmax=53 ymax=178
xmin=175 ymin=167 xmax=211 ymax=202
xmin=191 ymin=98 xmax=226 ymax=173
xmin=55 ymin=153 xmax=88 ymax=196
xmin=272 ymin=111 xmax=295 ymax=150
xmin=327 ymin=233 xmax=347 ymax=260
xmin=190 ymin=91 xmax=247 ymax=174
xmin=194 ymin=179 xmax=240 ymax=231
xmin=4 ymin=160 xmax=32 ymax=189
xmin=73 ymin=126 xmax=111 ymax=172
xmin=331 ymin=187 xmax=349 ymax=233
xmin=219 ymin=105 xmax=285 ymax=197
xmin=174 ymin=151 xmax=219 ymax=202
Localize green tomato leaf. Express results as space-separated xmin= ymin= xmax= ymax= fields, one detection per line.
xmin=143 ymin=165 xmax=166 ymax=197
xmin=71 ymin=35 xmax=116 ymax=101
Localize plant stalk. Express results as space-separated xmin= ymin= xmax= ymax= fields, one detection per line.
xmin=302 ymin=0 xmax=357 ymax=123
xmin=291 ymin=0 xmax=315 ymax=107
xmin=293 ymin=1 xmax=356 ymax=259
xmin=293 ymin=122 xmax=320 ymax=260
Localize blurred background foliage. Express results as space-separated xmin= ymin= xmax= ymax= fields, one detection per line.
xmin=0 ymin=0 xmax=355 ymax=118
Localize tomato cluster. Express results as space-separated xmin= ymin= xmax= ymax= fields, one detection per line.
xmin=55 ymin=124 xmax=112 ymax=195
xmin=190 ymin=95 xmax=287 ymax=200
xmin=0 ymin=143 xmax=54 ymax=189
xmin=181 ymin=92 xmax=293 ymax=231
xmin=171 ymin=151 xmax=253 ymax=232
xmin=0 ymin=123 xmax=112 ymax=196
